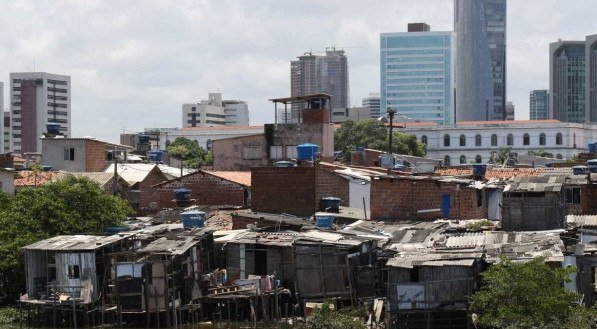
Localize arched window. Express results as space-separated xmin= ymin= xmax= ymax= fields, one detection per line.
xmin=444 ymin=155 xmax=451 ymax=166
xmin=556 ymin=133 xmax=563 ymax=145
xmin=556 ymin=154 xmax=563 ymax=159
xmin=475 ymin=134 xmax=482 ymax=147
xmin=539 ymin=133 xmax=546 ymax=146
xmin=475 ymin=155 xmax=482 ymax=163
xmin=507 ymin=134 xmax=514 ymax=146
xmin=444 ymin=134 xmax=450 ymax=147
xmin=523 ymin=133 xmax=530 ymax=146
xmin=460 ymin=155 xmax=467 ymax=164
xmin=459 ymin=134 xmax=466 ymax=147
xmin=421 ymin=135 xmax=428 ymax=145
xmin=491 ymin=134 xmax=498 ymax=146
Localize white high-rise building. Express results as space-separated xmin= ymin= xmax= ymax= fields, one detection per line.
xmin=362 ymin=93 xmax=381 ymax=119
xmin=10 ymin=72 xmax=71 ymax=155
xmin=3 ymin=111 xmax=10 ymax=154
xmin=182 ymin=92 xmax=249 ymax=128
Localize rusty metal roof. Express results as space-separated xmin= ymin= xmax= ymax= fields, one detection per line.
xmin=23 ymin=234 xmax=132 ymax=251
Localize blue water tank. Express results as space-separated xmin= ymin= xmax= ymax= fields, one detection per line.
xmin=46 ymin=123 xmax=61 ymax=134
xmin=472 ymin=164 xmax=487 ymax=176
xmin=573 ymin=166 xmax=589 ymax=175
xmin=147 ymin=150 xmax=163 ymax=162
xmin=589 ymin=142 xmax=597 ymax=154
xmin=174 ymin=188 xmax=192 ymax=202
xmin=320 ymin=197 xmax=341 ymax=213
xmin=274 ymin=161 xmax=294 ymax=167
xmin=297 ymin=143 xmax=318 ymax=160
xmin=42 ymin=165 xmax=53 ymax=171
xmin=181 ymin=210 xmax=206 ymax=229
xmin=138 ymin=134 xmax=150 ymax=144
xmin=105 ymin=226 xmax=130 ymax=233
xmin=315 ymin=212 xmax=335 ymax=228
xmin=588 ymin=160 xmax=597 ymax=173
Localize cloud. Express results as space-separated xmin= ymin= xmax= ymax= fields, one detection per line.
xmin=0 ymin=0 xmax=596 ymax=141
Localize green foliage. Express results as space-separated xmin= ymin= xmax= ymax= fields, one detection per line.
xmin=527 ymin=148 xmax=554 ymax=158
xmin=166 ymin=137 xmax=213 ymax=168
xmin=334 ymin=120 xmax=426 ymax=163
xmin=0 ymin=176 xmax=133 ymax=299
xmin=469 ymin=257 xmax=592 ymax=329
xmin=306 ymin=300 xmax=366 ymax=329
xmin=465 ymin=220 xmax=494 ymax=231
xmin=0 ymin=307 xmax=20 ymax=324
xmin=490 ymin=147 xmax=516 ymax=165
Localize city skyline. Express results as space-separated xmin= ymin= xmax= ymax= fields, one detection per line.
xmin=0 ymin=1 xmax=596 ymax=142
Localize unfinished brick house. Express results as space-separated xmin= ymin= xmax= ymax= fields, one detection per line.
xmin=41 ymin=138 xmax=132 ymax=172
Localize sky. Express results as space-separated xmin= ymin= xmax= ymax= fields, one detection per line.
xmin=1 ymin=0 xmax=597 ymax=142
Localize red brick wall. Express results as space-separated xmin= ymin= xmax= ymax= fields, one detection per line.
xmin=581 ymin=185 xmax=597 ymax=215
xmin=370 ymin=177 xmax=487 ymax=220
xmin=302 ymin=109 xmax=329 ymax=124
xmin=315 ymin=166 xmax=349 ymax=208
xmin=140 ymin=171 xmax=247 ymax=212
xmin=251 ymin=166 xmax=316 ymax=216
xmin=85 ymin=140 xmax=108 ymax=172
xmin=351 ymin=149 xmax=383 ymax=167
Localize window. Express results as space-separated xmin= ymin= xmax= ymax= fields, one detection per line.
xmin=475 ymin=155 xmax=482 ymax=164
xmin=421 ymin=135 xmax=428 ymax=145
xmin=476 ymin=190 xmax=483 ymax=207
xmin=459 ymin=135 xmax=466 ymax=147
xmin=556 ymin=133 xmax=563 ymax=145
xmin=491 ymin=134 xmax=498 ymax=146
xmin=443 ymin=134 xmax=450 ymax=147
xmin=444 ymin=155 xmax=451 ymax=166
xmin=270 ymin=146 xmax=283 ymax=159
xmin=460 ymin=155 xmax=467 ymax=164
xmin=286 ymin=146 xmax=298 ymax=159
xmin=507 ymin=134 xmax=514 ymax=146
xmin=565 ymin=188 xmax=581 ymax=204
xmin=539 ymin=133 xmax=546 ymax=146
xmin=63 ymin=148 xmax=75 ymax=161
xmin=475 ymin=134 xmax=482 ymax=147
xmin=67 ymin=265 xmax=80 ymax=279
xmin=523 ymin=133 xmax=530 ymax=146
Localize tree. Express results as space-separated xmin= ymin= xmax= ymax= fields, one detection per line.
xmin=490 ymin=147 xmax=516 ymax=165
xmin=334 ymin=120 xmax=426 ymax=163
xmin=0 ymin=176 xmax=133 ymax=298
xmin=469 ymin=257 xmax=597 ymax=329
xmin=306 ymin=300 xmax=366 ymax=329
xmin=527 ymin=148 xmax=554 ymax=158
xmin=166 ymin=137 xmax=213 ymax=168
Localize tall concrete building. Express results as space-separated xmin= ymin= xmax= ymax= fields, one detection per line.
xmin=182 ymin=92 xmax=249 ymax=128
xmin=362 ymin=93 xmax=381 ymax=118
xmin=505 ymin=101 xmax=515 ymax=121
xmin=549 ymin=40 xmax=586 ymax=123
xmin=290 ymin=48 xmax=349 ymax=122
xmin=380 ymin=24 xmax=455 ymax=124
xmin=3 ymin=111 xmax=10 ymax=154
xmin=454 ymin=0 xmax=507 ymax=121
xmin=10 ymin=72 xmax=71 ymax=155
xmin=585 ymin=34 xmax=597 ymax=122
xmin=0 ymin=82 xmax=4 ymax=153
xmin=530 ymin=90 xmax=549 ymax=120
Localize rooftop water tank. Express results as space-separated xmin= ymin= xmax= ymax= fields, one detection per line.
xmin=573 ymin=166 xmax=589 ymax=175
xmin=589 ymin=141 xmax=597 ymax=154
xmin=472 ymin=164 xmax=487 ymax=176
xmin=297 ymin=143 xmax=318 ymax=160
xmin=274 ymin=161 xmax=294 ymax=167
xmin=588 ymin=160 xmax=597 ymax=173
xmin=138 ymin=134 xmax=150 ymax=144
xmin=147 ymin=150 xmax=163 ymax=162
xmin=378 ymin=154 xmax=396 ymax=169
xmin=415 ymin=162 xmax=435 ymax=174
xmin=181 ymin=210 xmax=206 ymax=229
xmin=42 ymin=165 xmax=53 ymax=172
xmin=46 ymin=123 xmax=61 ymax=134
xmin=174 ymin=188 xmax=192 ymax=202
xmin=310 ymin=98 xmax=326 ymax=109
xmin=105 ymin=226 xmax=130 ymax=233
xmin=315 ymin=212 xmax=335 ymax=229
xmin=320 ymin=197 xmax=341 ymax=213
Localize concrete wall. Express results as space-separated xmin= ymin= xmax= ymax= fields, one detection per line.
xmin=42 ymin=139 xmax=87 ymax=172
xmin=265 ymin=123 xmax=335 ymax=160
xmin=212 ymin=134 xmax=268 ymax=171
xmin=370 ymin=177 xmax=487 ymax=220
xmin=0 ymin=170 xmax=14 ymax=195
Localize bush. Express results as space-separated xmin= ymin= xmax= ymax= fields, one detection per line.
xmin=306 ymin=301 xmax=366 ymax=329
xmin=0 ymin=307 xmax=20 ymax=324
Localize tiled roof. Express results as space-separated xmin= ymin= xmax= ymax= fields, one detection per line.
xmin=435 ymin=167 xmax=574 ymax=180
xmin=457 ymin=119 xmax=561 ymax=125
xmin=14 ymin=171 xmax=60 ymax=187
xmin=204 ymin=171 xmax=251 ymax=187
xmin=55 ymin=172 xmax=115 ymax=188
xmin=179 ymin=125 xmax=263 ymax=131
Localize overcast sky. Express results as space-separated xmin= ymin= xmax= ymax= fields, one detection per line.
xmin=1 ymin=0 xmax=597 ymax=142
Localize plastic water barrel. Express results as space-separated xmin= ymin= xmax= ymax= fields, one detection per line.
xmin=138 ymin=135 xmax=150 ymax=144
xmin=573 ymin=166 xmax=588 ymax=175
xmin=588 ymin=160 xmax=597 ymax=173
xmin=472 ymin=164 xmax=487 ymax=176
xmin=296 ymin=143 xmax=318 ymax=160
xmin=274 ymin=161 xmax=293 ymax=167
xmin=174 ymin=188 xmax=192 ymax=202
xmin=589 ymin=141 xmax=597 ymax=154
xmin=320 ymin=197 xmax=341 ymax=213
xmin=147 ymin=150 xmax=163 ymax=162
xmin=46 ymin=123 xmax=61 ymax=134
xmin=315 ymin=212 xmax=335 ymax=228
xmin=181 ymin=210 xmax=206 ymax=229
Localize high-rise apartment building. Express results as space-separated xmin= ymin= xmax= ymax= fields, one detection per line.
xmin=362 ymin=93 xmax=381 ymax=118
xmin=0 ymin=82 xmax=4 ymax=153
xmin=585 ymin=34 xmax=597 ymax=122
xmin=454 ymin=0 xmax=507 ymax=121
xmin=380 ymin=25 xmax=455 ymax=124
xmin=530 ymin=90 xmax=549 ymax=120
xmin=505 ymin=101 xmax=515 ymax=121
xmin=10 ymin=72 xmax=71 ymax=155
xmin=549 ymin=41 xmax=586 ymax=123
xmin=290 ymin=48 xmax=349 ymax=122
xmin=3 ymin=112 xmax=10 ymax=154
xmin=182 ymin=92 xmax=249 ymax=128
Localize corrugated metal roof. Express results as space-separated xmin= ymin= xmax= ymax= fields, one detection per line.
xmin=444 ymin=233 xmax=485 ymax=248
xmin=203 ymin=171 xmax=251 ymax=186
xmin=23 ymin=234 xmax=131 ymax=251
xmin=138 ymin=237 xmax=199 ymax=255
xmin=104 ymin=163 xmax=156 ymax=185
xmin=55 ymin=172 xmax=114 ymax=188
xmin=567 ymin=215 xmax=597 ymax=227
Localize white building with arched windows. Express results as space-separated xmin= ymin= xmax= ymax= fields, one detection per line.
xmin=399 ymin=120 xmax=597 ymax=165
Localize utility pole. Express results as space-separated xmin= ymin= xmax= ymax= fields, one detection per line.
xmin=387 ymin=108 xmax=396 ymax=155
xmin=113 ymin=149 xmax=118 ymax=196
